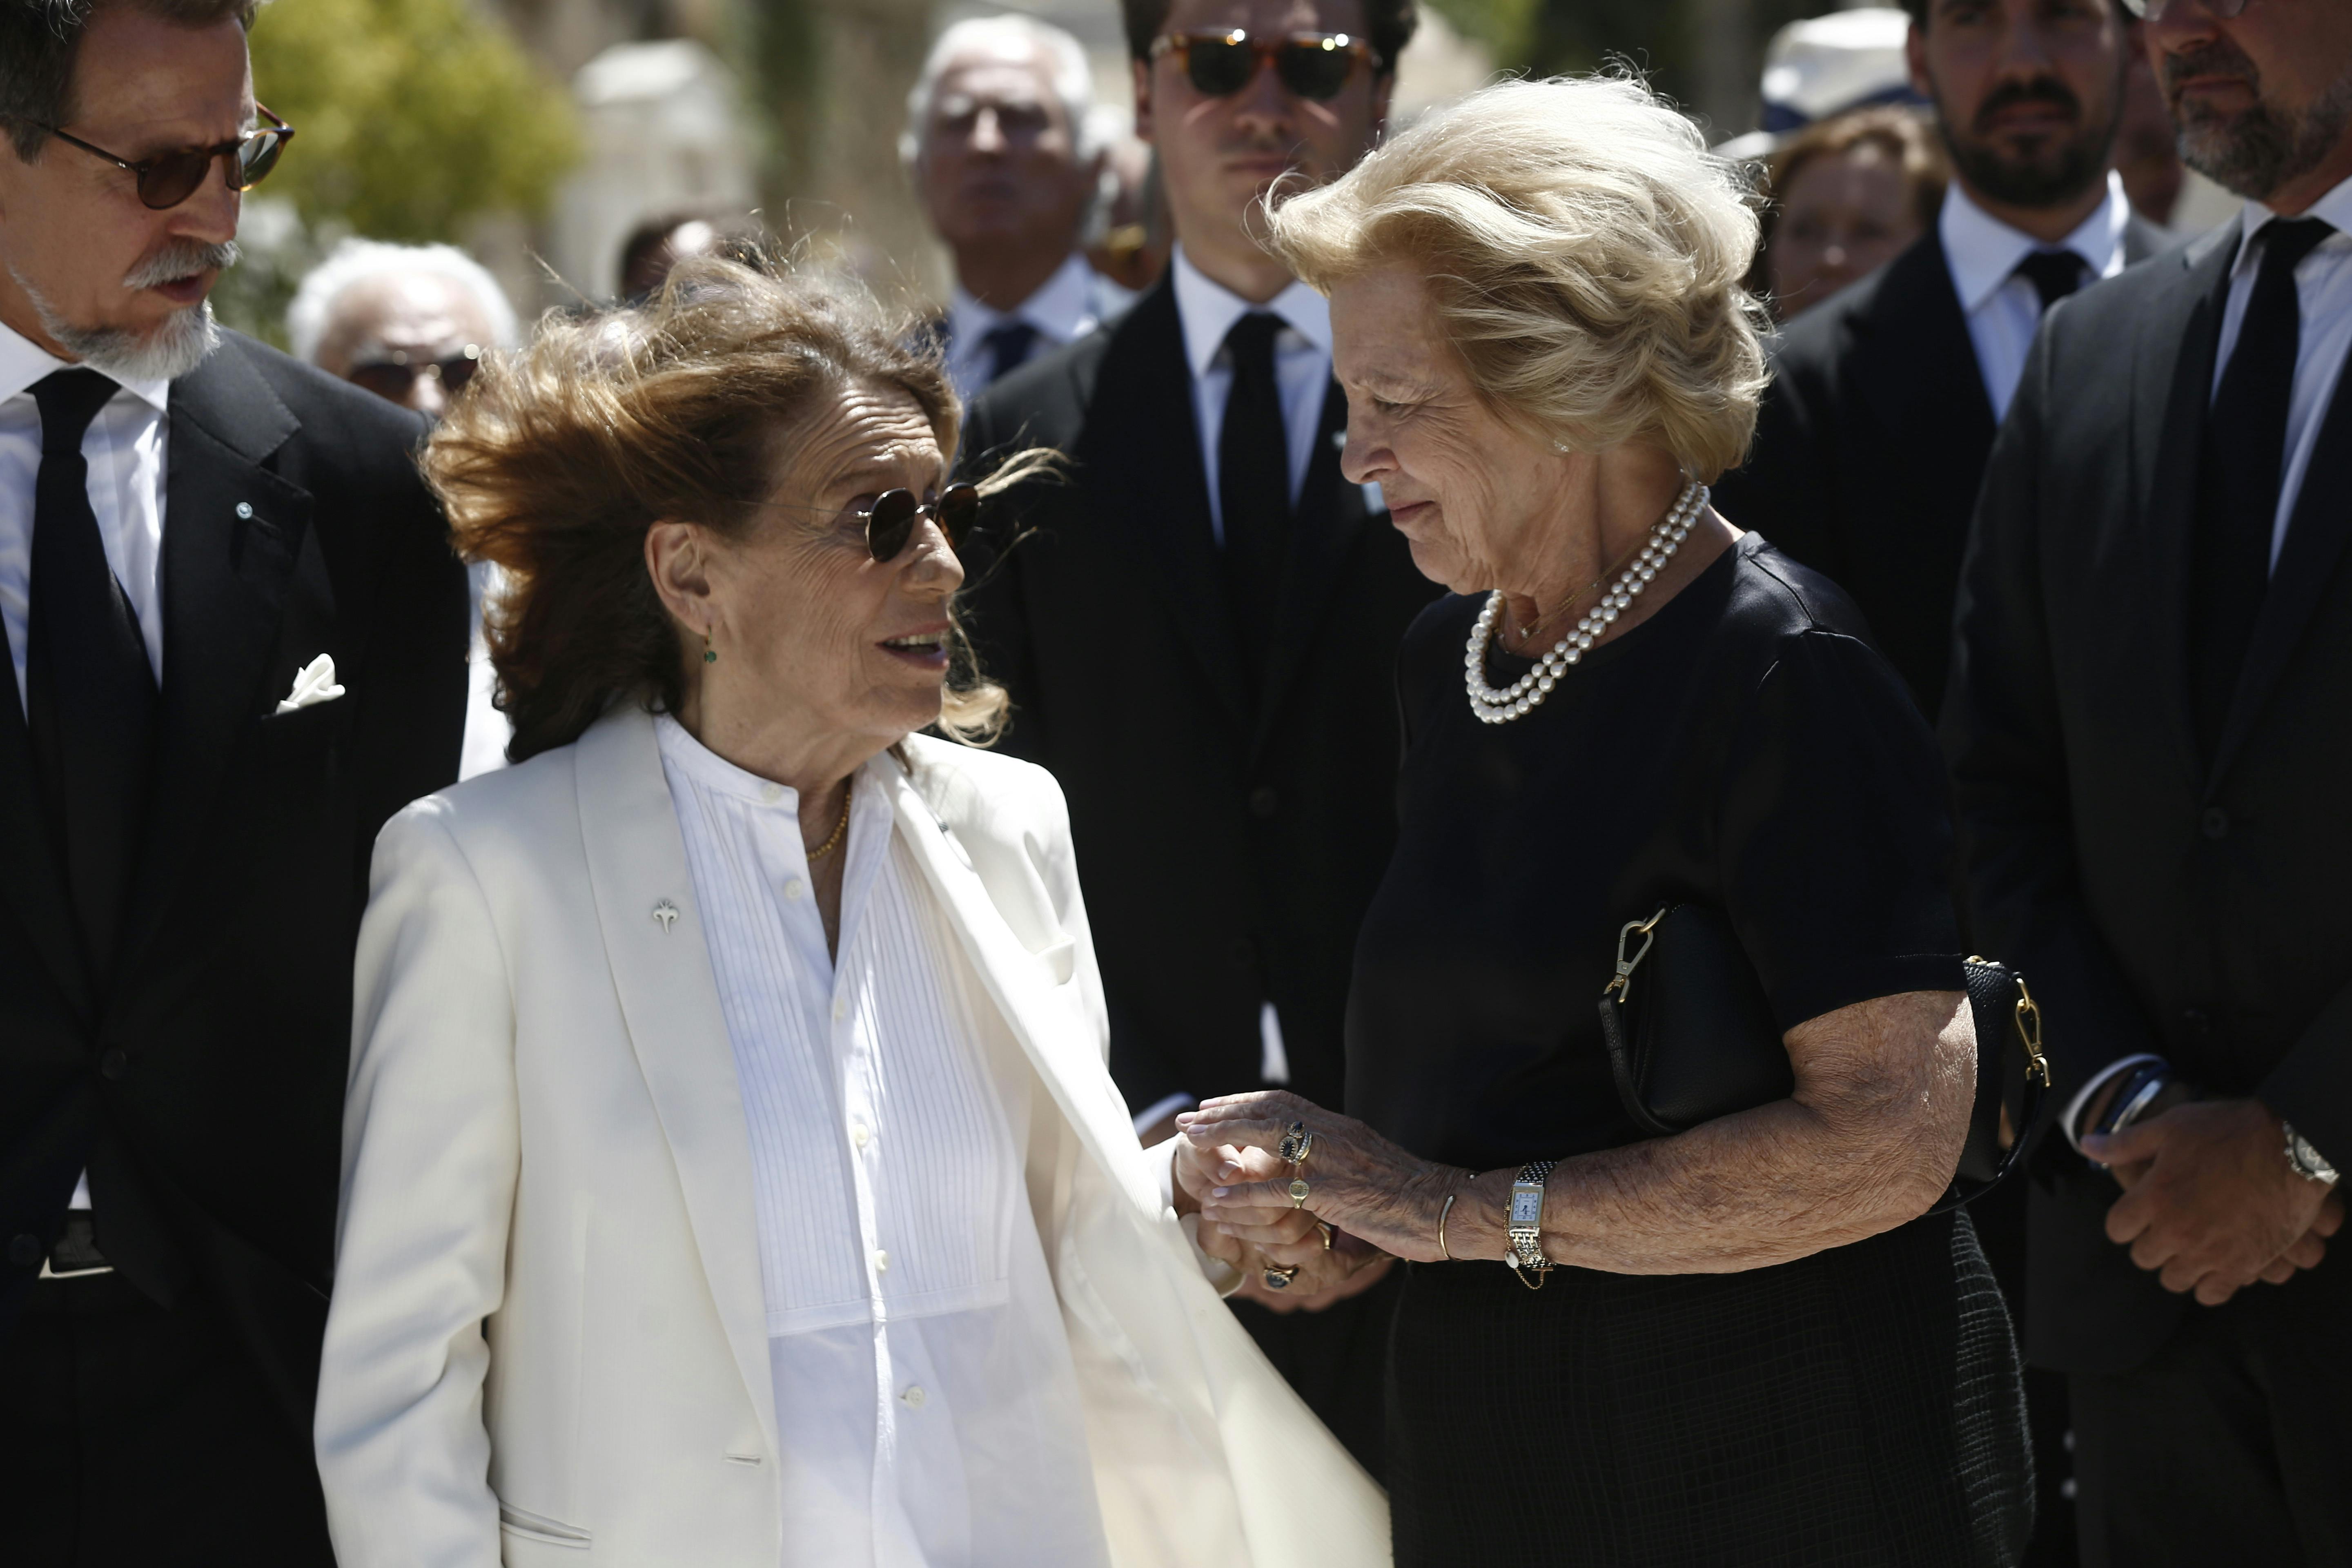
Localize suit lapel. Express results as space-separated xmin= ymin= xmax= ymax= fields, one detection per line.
xmin=112 ymin=344 xmax=314 ymax=978
xmin=886 ymin=756 xmax=1161 ymax=1218
xmin=1847 ymin=231 xmax=1998 ymax=478
xmin=2211 ymin=341 xmax=2352 ymax=783
xmin=1080 ymin=282 xmax=1254 ymax=730
xmin=2138 ymin=224 xmax=2241 ymax=791
xmin=573 ymin=708 xmax=780 ymax=1461
xmin=1255 ymin=381 xmax=1373 ymax=753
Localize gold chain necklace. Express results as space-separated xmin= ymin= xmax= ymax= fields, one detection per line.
xmin=805 ymin=790 xmax=851 ymax=861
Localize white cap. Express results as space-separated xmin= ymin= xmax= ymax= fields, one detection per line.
xmin=1716 ymin=7 xmax=1923 ymax=161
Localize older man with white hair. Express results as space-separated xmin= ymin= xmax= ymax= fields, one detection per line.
xmin=289 ymin=238 xmax=518 ymax=420
xmin=905 ymin=14 xmax=1132 ymax=400
xmin=291 ymin=239 xmax=519 ymax=779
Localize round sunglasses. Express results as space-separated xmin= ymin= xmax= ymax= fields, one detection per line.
xmin=1147 ymin=30 xmax=1374 ymax=103
xmin=19 ymin=105 xmax=294 ymax=211
xmin=858 ymin=484 xmax=979 ymax=563
xmin=349 ymin=345 xmax=483 ymax=403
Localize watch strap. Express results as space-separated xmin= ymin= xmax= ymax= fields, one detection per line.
xmin=1507 ymin=1160 xmax=1557 ymax=1287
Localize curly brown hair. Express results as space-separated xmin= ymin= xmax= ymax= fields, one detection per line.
xmin=423 ymin=252 xmax=1025 ymax=764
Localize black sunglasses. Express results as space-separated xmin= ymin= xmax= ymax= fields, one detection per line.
xmin=1148 ymin=31 xmax=1373 ymax=102
xmin=349 ymin=345 xmax=483 ymax=403
xmin=21 ymin=104 xmax=294 ymax=211
xmin=859 ymin=484 xmax=979 ymax=562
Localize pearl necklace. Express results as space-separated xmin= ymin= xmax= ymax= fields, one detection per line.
xmin=1464 ymin=479 xmax=1708 ymax=725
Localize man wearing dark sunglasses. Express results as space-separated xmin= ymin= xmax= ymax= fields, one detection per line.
xmin=0 ymin=4 xmax=471 ymax=1565
xmin=1945 ymin=0 xmax=2352 ymax=1562
xmin=956 ymin=0 xmax=1429 ymax=1479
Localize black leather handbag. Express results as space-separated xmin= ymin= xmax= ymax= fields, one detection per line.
xmin=1595 ymin=904 xmax=2049 ymax=1211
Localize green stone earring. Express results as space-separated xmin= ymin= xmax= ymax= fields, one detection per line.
xmin=703 ymin=629 xmax=717 ymax=665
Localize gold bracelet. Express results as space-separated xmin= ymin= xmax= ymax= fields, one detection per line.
xmin=1437 ymin=1191 xmax=1458 ymax=1261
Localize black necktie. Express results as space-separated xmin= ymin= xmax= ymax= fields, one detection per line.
xmin=24 ymin=368 xmax=158 ymax=980
xmin=2013 ymin=249 xmax=2087 ymax=314
xmin=1217 ymin=312 xmax=1292 ymax=677
xmin=979 ymin=320 xmax=1040 ymax=386
xmin=2189 ymin=216 xmax=2335 ymax=751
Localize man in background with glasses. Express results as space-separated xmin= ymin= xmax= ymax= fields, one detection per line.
xmin=956 ymin=0 xmax=1431 ymax=1476
xmin=289 ymin=236 xmax=521 ymax=782
xmin=0 ymin=3 xmax=470 ymax=1564
xmin=1946 ymin=0 xmax=2352 ymax=1561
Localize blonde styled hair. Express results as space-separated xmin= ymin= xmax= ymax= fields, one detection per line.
xmin=1264 ymin=74 xmax=1770 ymax=481
xmin=425 ymin=250 xmax=1026 ymax=763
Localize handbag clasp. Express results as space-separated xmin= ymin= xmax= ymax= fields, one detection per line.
xmin=1604 ymin=907 xmax=1669 ymax=1004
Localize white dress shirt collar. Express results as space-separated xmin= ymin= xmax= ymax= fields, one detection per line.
xmin=2231 ymin=171 xmax=2352 ymax=273
xmin=1170 ymin=243 xmax=1332 ymax=380
xmin=0 ymin=317 xmax=172 ymax=412
xmin=948 ymin=250 xmax=1104 ymax=347
xmin=1941 ymin=168 xmax=2133 ymax=316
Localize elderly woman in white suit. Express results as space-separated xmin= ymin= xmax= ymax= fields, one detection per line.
xmin=311 ymin=258 xmax=1385 ymax=1568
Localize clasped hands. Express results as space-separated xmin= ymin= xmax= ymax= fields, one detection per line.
xmin=1169 ymin=1089 xmax=1515 ymax=1310
xmin=2081 ymin=1096 xmax=2343 ymax=1307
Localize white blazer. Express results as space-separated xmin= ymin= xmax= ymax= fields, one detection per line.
xmin=314 ymin=706 xmax=1389 ymax=1568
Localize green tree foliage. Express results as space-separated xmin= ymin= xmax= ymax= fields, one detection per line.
xmin=246 ymin=0 xmax=579 ymax=241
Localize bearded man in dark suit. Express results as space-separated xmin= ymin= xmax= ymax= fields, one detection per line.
xmin=1719 ymin=0 xmax=2171 ymax=721
xmin=955 ymin=0 xmax=1434 ymax=1473
xmin=1944 ymin=0 xmax=2352 ymax=1561
xmin=0 ymin=4 xmax=470 ymax=1562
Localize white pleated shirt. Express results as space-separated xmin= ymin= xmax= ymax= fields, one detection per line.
xmin=654 ymin=717 xmax=1110 ymax=1568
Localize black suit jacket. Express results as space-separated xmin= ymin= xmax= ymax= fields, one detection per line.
xmin=1717 ymin=216 xmax=2170 ymax=716
xmin=0 ymin=332 xmax=470 ymax=1422
xmin=957 ymin=277 xmax=1437 ymax=1116
xmin=1943 ymin=219 xmax=2352 ymax=1372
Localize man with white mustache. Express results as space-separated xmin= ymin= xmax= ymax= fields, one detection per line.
xmin=0 ymin=3 xmax=470 ymax=1564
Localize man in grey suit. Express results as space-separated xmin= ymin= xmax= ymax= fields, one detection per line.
xmin=1944 ymin=0 xmax=2352 ymax=1559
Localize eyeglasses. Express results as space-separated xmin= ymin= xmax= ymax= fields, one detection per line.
xmin=1148 ymin=31 xmax=1374 ymax=102
xmin=348 ymin=345 xmax=483 ymax=403
xmin=2118 ymin=0 xmax=2250 ymax=18
xmin=858 ymin=484 xmax=979 ymax=562
xmin=16 ymin=104 xmax=294 ymax=211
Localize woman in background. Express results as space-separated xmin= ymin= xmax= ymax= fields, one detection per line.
xmin=1759 ymin=106 xmax=1946 ymax=320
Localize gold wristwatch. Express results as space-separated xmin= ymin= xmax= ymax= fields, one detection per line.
xmin=1506 ymin=1160 xmax=1557 ymax=1290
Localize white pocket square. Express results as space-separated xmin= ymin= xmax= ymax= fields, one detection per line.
xmin=276 ymin=653 xmax=346 ymax=714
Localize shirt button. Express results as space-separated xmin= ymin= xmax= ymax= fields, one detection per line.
xmin=6 ymin=1234 xmax=40 ymax=1270
xmin=783 ymin=878 xmax=806 ymax=902
xmin=1248 ymin=785 xmax=1279 ymax=819
xmin=851 ymin=1122 xmax=870 ymax=1149
xmin=833 ymin=996 xmax=849 ymax=1022
xmin=98 ymin=1048 xmax=129 ymax=1081
xmin=760 ymin=782 xmax=784 ymax=804
xmin=2201 ymin=807 xmax=2231 ymax=840
xmin=901 ymin=1385 xmax=926 ymax=1409
xmin=872 ymin=1249 xmax=890 ymax=1273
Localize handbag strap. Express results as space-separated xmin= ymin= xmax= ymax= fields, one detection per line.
xmin=1929 ymin=960 xmax=2051 ymax=1214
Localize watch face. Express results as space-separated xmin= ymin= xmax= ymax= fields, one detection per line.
xmin=1510 ymin=1190 xmax=1542 ymax=1225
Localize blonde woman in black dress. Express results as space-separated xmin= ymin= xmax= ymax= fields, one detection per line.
xmin=1184 ymin=76 xmax=2033 ymax=1566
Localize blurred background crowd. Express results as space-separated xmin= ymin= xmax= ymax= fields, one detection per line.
xmin=223 ymin=0 xmax=2234 ymax=396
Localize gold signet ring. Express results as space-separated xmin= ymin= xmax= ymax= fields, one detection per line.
xmin=1289 ymin=1178 xmax=1311 ymax=1207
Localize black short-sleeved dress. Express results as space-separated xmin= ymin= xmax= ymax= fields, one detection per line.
xmin=1348 ymin=535 xmax=2031 ymax=1567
